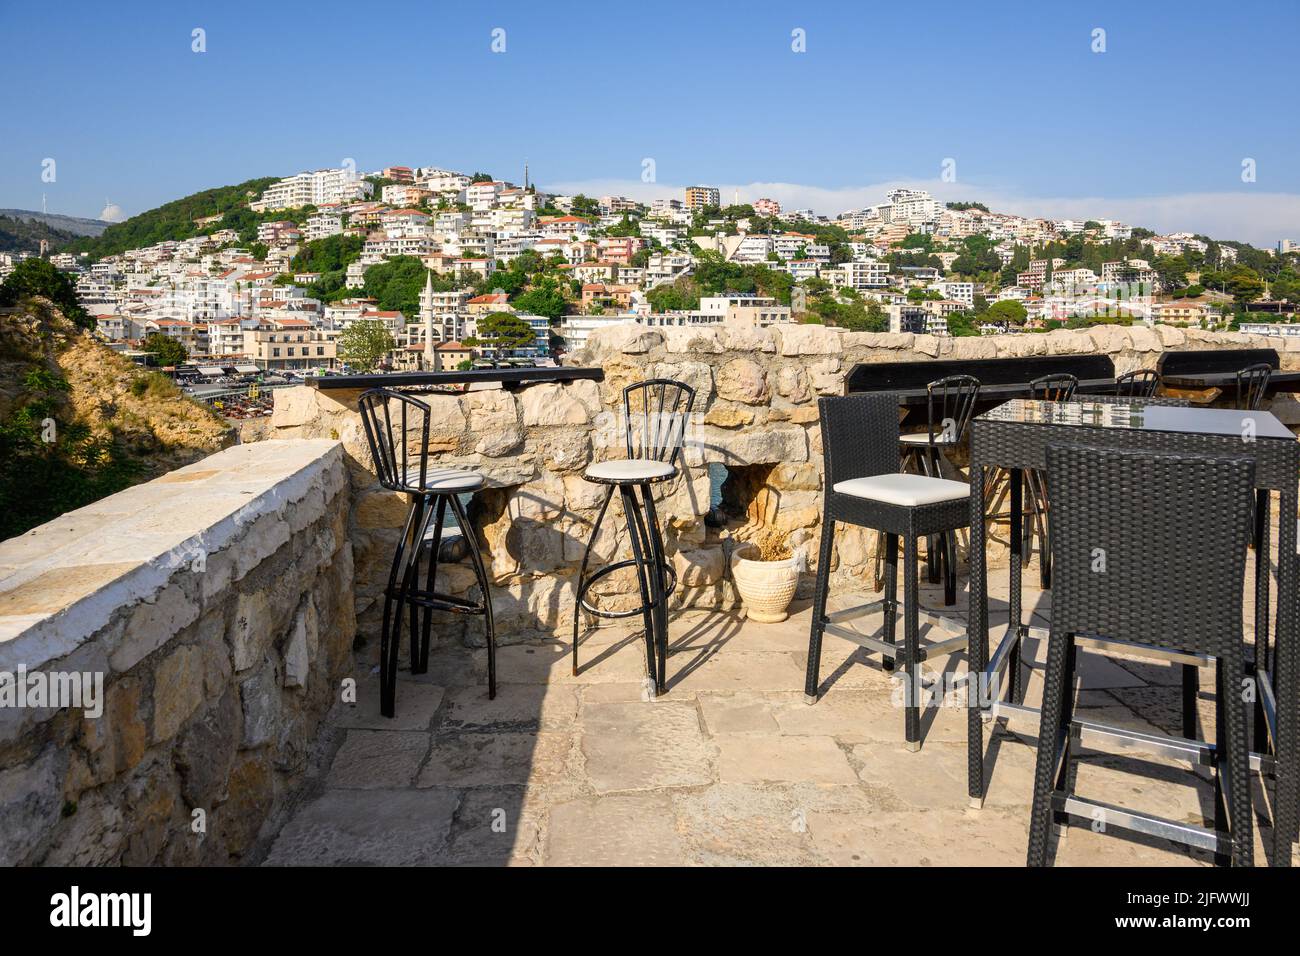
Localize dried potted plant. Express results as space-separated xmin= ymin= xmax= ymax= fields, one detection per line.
xmin=730 ymin=528 xmax=801 ymax=623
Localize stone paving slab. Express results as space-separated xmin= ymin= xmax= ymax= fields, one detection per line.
xmin=265 ymin=788 xmax=460 ymax=865
xmin=333 ymin=675 xmax=446 ymax=731
xmin=439 ymin=684 xmax=579 ymax=733
xmin=439 ymin=787 xmax=545 ymax=866
xmin=269 ymin=577 xmax=1252 ymax=866
xmin=419 ymin=731 xmax=574 ymax=789
xmin=581 ymin=701 xmax=715 ymax=793
xmin=326 ymin=730 xmax=430 ymax=789
xmin=717 ymin=734 xmax=857 ymax=786
xmin=673 ymin=784 xmax=826 ymax=866
xmin=545 ymin=794 xmax=686 ymax=866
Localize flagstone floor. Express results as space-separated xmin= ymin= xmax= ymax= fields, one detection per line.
xmin=264 ymin=562 xmax=1290 ymax=866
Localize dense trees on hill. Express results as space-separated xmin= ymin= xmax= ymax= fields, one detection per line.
xmin=140 ymin=331 xmax=187 ymax=366
xmin=0 ymin=215 xmax=82 ymax=254
xmin=291 ymin=234 xmax=364 ymax=300
xmin=69 ymin=177 xmax=279 ymax=259
xmin=0 ymin=258 xmax=92 ymax=329
xmin=512 ymin=275 xmax=567 ymax=320
xmin=361 ymin=256 xmax=439 ymax=317
xmin=465 ymin=311 xmax=536 ymax=355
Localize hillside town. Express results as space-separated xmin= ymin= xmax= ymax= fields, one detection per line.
xmin=3 ymin=163 xmax=1299 ymax=388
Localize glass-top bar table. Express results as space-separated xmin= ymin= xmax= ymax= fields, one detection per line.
xmin=965 ymin=399 xmax=1299 ymax=865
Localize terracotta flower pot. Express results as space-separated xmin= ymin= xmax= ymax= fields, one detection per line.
xmin=730 ymin=542 xmax=799 ymax=623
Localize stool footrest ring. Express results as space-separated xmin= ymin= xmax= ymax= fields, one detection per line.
xmin=577 ymin=559 xmax=678 ymax=619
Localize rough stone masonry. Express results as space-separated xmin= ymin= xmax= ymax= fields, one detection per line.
xmin=263 ymin=322 xmax=1300 ymax=659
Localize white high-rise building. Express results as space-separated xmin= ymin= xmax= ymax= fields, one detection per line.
xmin=884 ymin=189 xmax=940 ymax=227
xmin=254 ymin=169 xmax=374 ymax=211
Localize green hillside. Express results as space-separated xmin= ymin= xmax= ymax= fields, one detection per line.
xmin=69 ymin=176 xmax=280 ymax=260
xmin=0 ymin=215 xmax=83 ymax=255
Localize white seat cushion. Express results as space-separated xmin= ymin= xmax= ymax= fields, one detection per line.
xmin=585 ymin=458 xmax=676 ymax=482
xmin=833 ymin=472 xmax=969 ymax=507
xmin=404 ymin=466 xmax=484 ymax=493
xmin=900 ymin=432 xmax=957 ymax=445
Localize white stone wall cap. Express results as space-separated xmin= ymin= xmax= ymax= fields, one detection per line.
xmin=0 ymin=440 xmax=344 ymax=673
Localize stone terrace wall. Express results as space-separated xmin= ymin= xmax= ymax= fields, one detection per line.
xmin=0 ymin=440 xmax=353 ymax=864
xmin=265 ymin=323 xmax=1299 ymax=656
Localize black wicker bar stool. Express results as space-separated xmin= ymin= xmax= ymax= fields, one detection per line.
xmin=806 ymin=393 xmax=970 ymax=751
xmin=359 ymin=389 xmax=496 ymax=718
xmin=1027 ymin=443 xmax=1255 ymax=867
xmin=572 ymin=379 xmax=695 ymax=695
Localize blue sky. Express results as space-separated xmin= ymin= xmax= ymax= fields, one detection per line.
xmin=2 ymin=0 xmax=1297 ymax=244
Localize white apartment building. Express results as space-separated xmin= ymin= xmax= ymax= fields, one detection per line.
xmin=205 ymin=318 xmax=256 ymax=357
xmin=698 ymin=294 xmax=791 ymax=326
xmin=467 ymin=181 xmax=506 ymax=211
xmin=885 ymin=189 xmax=940 ymax=226
xmin=650 ymin=198 xmax=684 ymax=218
xmin=933 ymin=280 xmax=977 ymax=306
xmin=254 ymin=169 xmax=374 ymax=211
xmin=646 ymin=253 xmax=692 ymax=286
xmin=558 ymin=314 xmax=637 ymax=352
xmin=828 ymin=260 xmax=890 ymax=291
xmin=722 ymin=234 xmax=773 ymax=263
xmin=1050 ymin=268 xmax=1100 ymax=292
xmin=381 ymin=183 xmax=432 ymax=206
xmin=304 ymin=213 xmax=344 ymax=241
xmin=95 ymin=315 xmax=143 ymax=342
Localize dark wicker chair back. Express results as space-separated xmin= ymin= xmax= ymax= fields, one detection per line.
xmin=359 ymin=388 xmax=430 ymax=493
xmin=925 ymin=374 xmax=981 ymax=444
xmin=1235 ymin=363 xmax=1272 ymax=411
xmin=1028 ymin=373 xmax=1078 ymax=403
xmin=1046 ymin=444 xmax=1253 ymax=654
xmin=818 ymin=393 xmax=900 ymax=488
xmin=1114 ymin=369 xmax=1160 ymax=398
xmin=623 ymin=379 xmax=696 ymax=464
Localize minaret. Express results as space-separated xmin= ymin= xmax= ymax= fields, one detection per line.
xmin=421 ymin=270 xmax=436 ymax=370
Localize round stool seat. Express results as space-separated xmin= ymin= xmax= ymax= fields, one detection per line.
xmin=584 ymin=459 xmax=676 ymax=484
xmin=404 ymin=467 xmax=485 ymax=493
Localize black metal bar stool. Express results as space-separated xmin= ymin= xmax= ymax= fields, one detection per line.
xmin=899 ymin=374 xmax=981 ymax=605
xmin=1114 ymin=368 xmax=1161 ymax=398
xmin=358 ymin=388 xmax=496 ymax=718
xmin=806 ymin=393 xmax=970 ymax=751
xmin=1028 ymin=443 xmax=1255 ymax=866
xmin=1236 ymin=363 xmax=1272 ymax=411
xmin=1021 ymin=372 xmax=1078 ymax=589
xmin=572 ymin=379 xmax=695 ymax=695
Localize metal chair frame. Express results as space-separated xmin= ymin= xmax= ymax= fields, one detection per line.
xmin=884 ymin=375 xmax=981 ymax=605
xmin=1235 ymin=363 xmax=1272 ymax=411
xmin=1019 ymin=373 xmax=1080 ymax=589
xmin=1114 ymin=368 xmax=1161 ymax=399
xmin=572 ymin=379 xmax=695 ymax=695
xmin=359 ymin=388 xmax=496 ymax=717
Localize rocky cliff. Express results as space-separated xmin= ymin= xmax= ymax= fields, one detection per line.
xmin=0 ymin=298 xmax=234 ymax=539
